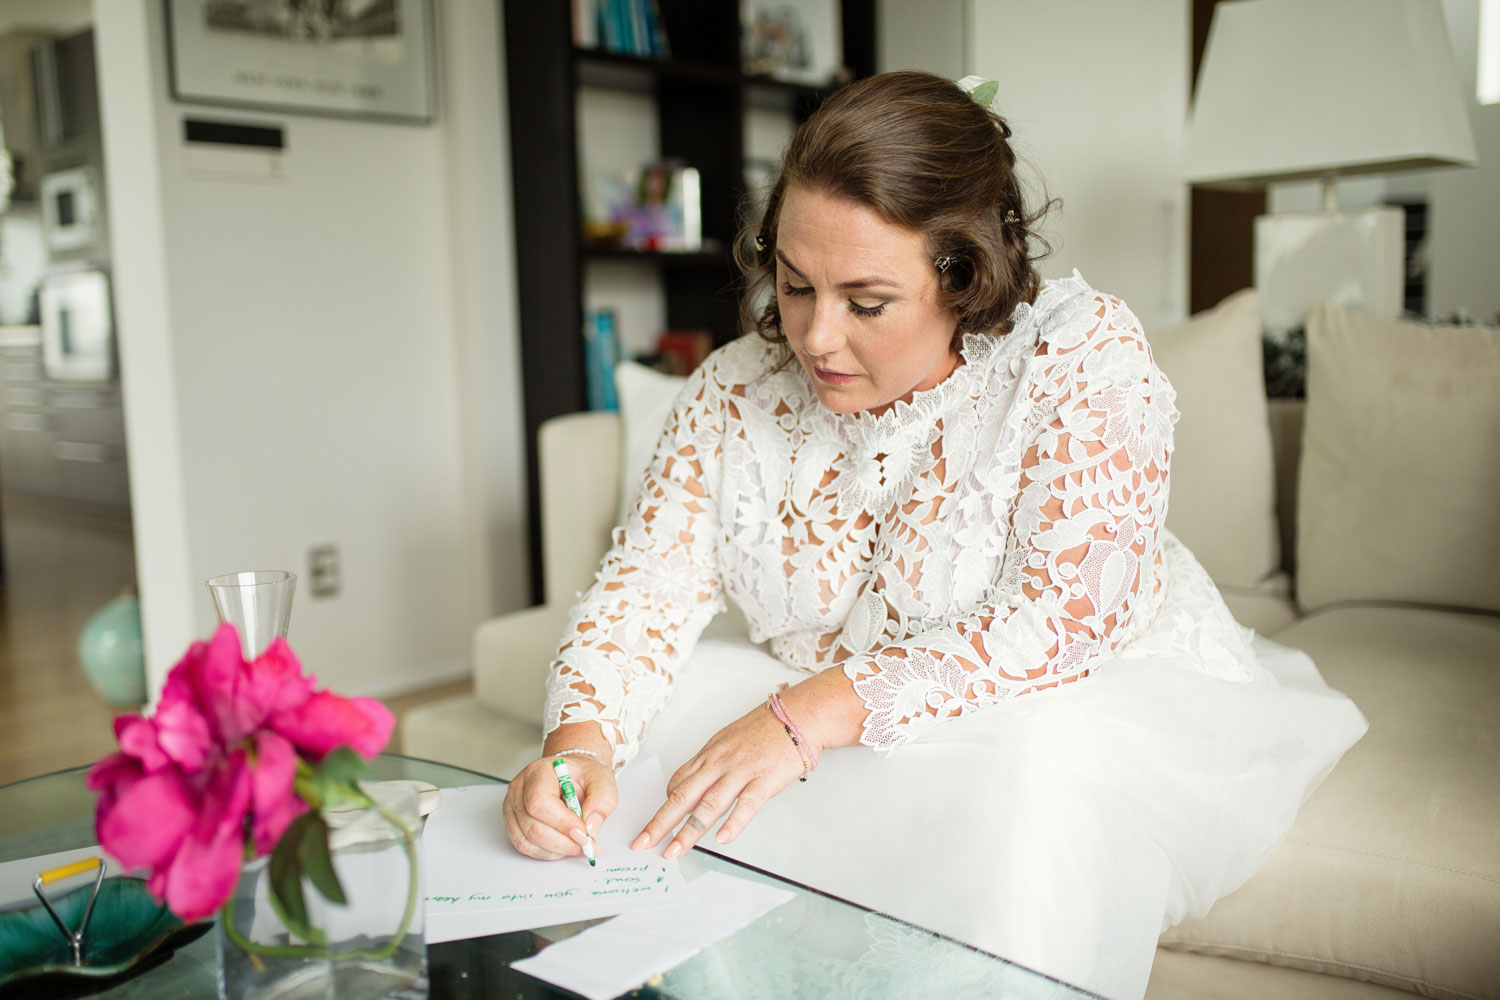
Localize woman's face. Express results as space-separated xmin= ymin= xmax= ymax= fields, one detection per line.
xmin=775 ymin=184 xmax=961 ymax=416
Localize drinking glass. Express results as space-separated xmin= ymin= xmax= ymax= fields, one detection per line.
xmin=205 ymin=570 xmax=297 ymax=659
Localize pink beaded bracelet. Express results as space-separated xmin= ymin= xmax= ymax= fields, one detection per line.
xmin=767 ymin=684 xmax=817 ymax=781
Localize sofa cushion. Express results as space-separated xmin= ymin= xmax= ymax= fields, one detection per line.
xmin=1148 ymin=949 xmax=1425 ymax=1000
xmin=1297 ymin=305 xmax=1500 ymax=613
xmin=1151 ymin=289 xmax=1282 ymax=589
xmin=1159 ymin=606 xmax=1500 ymax=999
xmin=613 ymin=361 xmax=688 ymax=530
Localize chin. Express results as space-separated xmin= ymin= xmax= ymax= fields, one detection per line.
xmin=812 ymin=386 xmax=879 ymax=415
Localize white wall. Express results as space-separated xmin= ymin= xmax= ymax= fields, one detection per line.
xmin=440 ymin=0 xmax=531 ymax=623
xmin=1422 ymin=0 xmax=1499 ymax=321
xmin=881 ymin=0 xmax=1190 ymax=332
xmin=878 ymin=0 xmax=966 ymax=80
xmin=93 ymin=1 xmax=527 ymax=698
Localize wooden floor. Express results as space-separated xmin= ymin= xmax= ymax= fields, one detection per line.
xmin=0 ymin=496 xmax=470 ymax=787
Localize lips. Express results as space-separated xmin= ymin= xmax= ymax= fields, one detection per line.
xmin=813 ymin=366 xmax=856 ymax=386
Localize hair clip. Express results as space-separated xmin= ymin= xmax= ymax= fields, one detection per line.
xmin=754 ymin=233 xmax=768 ymax=253
xmin=934 ymin=255 xmax=955 ymax=273
xmin=957 ymin=76 xmax=1000 ymax=112
xmin=1004 ymin=209 xmax=1020 ymax=225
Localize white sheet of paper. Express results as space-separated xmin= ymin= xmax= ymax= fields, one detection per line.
xmin=510 ymin=871 xmax=796 ymax=1000
xmin=421 ymin=756 xmax=688 ymax=944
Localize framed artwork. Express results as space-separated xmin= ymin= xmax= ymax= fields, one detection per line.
xmin=741 ymin=0 xmax=842 ymax=86
xmin=164 ymin=0 xmax=435 ymax=123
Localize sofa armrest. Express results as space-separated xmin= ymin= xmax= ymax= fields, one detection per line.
xmin=471 ymin=602 xmax=572 ymax=728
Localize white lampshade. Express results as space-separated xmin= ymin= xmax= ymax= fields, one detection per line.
xmin=1184 ymin=0 xmax=1479 ymax=188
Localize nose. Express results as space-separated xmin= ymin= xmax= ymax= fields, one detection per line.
xmin=801 ymin=302 xmax=847 ymax=358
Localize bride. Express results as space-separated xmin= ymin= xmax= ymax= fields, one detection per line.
xmin=500 ymin=70 xmax=1366 ymax=999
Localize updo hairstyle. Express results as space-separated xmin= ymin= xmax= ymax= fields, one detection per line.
xmin=736 ymin=70 xmax=1053 ymax=347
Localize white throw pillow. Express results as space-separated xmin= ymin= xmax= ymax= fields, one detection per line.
xmin=1150 ymin=289 xmax=1282 ymax=589
xmin=613 ymin=360 xmax=688 ymax=528
xmin=1297 ymin=304 xmax=1500 ymax=614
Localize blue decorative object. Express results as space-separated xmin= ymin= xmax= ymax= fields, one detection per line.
xmin=78 ymin=594 xmax=146 ymax=707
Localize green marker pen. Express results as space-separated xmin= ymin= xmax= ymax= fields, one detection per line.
xmin=552 ymin=758 xmax=596 ymax=866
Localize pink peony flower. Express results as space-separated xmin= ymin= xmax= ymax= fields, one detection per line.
xmin=248 ymin=730 xmax=307 ymax=856
xmin=87 ymin=622 xmax=393 ymax=921
xmin=272 ymin=692 xmax=394 ymax=760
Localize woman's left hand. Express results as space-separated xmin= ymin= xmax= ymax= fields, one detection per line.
xmin=632 ymin=699 xmax=811 ymax=859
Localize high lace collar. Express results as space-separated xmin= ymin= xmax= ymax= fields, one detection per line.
xmin=823 ymin=295 xmax=1041 ymax=451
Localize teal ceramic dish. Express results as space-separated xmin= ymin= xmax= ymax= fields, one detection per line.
xmin=0 ymin=876 xmax=210 ymax=997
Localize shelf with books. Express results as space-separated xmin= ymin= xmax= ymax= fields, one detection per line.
xmin=504 ymin=0 xmax=873 ymax=601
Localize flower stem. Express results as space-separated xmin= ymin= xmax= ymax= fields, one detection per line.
xmin=221 ymin=797 xmax=420 ymax=965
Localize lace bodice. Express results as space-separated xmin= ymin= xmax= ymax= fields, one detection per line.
xmin=544 ymin=273 xmax=1179 ymax=765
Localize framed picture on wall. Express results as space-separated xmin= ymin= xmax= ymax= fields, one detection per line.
xmin=164 ymin=0 xmax=435 ymax=123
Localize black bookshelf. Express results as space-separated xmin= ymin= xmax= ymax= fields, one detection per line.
xmin=502 ymin=0 xmax=875 ymax=603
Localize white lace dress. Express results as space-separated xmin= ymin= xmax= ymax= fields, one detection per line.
xmin=543 ymin=273 xmax=1367 ymax=1000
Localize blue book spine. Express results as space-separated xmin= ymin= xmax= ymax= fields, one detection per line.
xmin=629 ymin=0 xmax=650 ymax=56
xmin=599 ymin=0 xmax=620 ymax=52
xmin=642 ymin=0 xmax=669 ymax=57
xmin=584 ymin=310 xmax=621 ymax=411
xmin=613 ymin=0 xmax=635 ymax=56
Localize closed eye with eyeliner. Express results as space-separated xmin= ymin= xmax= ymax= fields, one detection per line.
xmin=778 ymin=279 xmax=888 ymax=318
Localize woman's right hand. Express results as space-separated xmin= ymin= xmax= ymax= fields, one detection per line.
xmin=502 ymin=750 xmax=618 ymax=861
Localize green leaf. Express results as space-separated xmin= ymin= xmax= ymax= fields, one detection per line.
xmin=968 ymin=79 xmax=998 ymax=111
xmin=267 ymin=814 xmax=325 ymax=945
xmin=297 ymin=815 xmax=347 ymax=907
xmin=317 ymin=747 xmax=375 ymax=786
xmin=307 ymin=747 xmax=376 ymax=810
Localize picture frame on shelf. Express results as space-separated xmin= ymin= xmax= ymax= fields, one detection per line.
xmin=588 ymin=161 xmax=703 ymax=252
xmin=164 ymin=0 xmax=435 ymax=123
xmin=741 ymin=0 xmax=842 ymax=86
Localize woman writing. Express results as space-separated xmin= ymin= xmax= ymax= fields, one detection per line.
xmin=501 ymin=71 xmax=1364 ymax=998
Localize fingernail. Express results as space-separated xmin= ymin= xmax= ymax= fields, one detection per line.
xmin=631 ymin=832 xmax=649 ymax=851
xmin=569 ymin=829 xmax=587 ymax=846
xmin=663 ymin=842 xmax=682 ymax=860
xmin=587 ymin=815 xmax=601 ymax=837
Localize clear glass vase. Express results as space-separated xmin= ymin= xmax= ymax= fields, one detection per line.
xmin=216 ymin=785 xmax=427 ymax=1000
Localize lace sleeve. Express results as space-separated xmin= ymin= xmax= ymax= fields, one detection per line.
xmin=542 ymin=363 xmax=728 ymax=768
xmin=842 ymin=294 xmax=1177 ymax=753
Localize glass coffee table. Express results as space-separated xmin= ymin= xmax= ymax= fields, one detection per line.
xmin=0 ymin=754 xmax=1098 ymax=999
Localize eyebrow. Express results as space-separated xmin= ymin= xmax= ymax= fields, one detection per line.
xmin=776 ymin=250 xmax=900 ymax=291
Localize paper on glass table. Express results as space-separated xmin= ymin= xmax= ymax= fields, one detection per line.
xmin=421 ymin=756 xmax=689 ymax=944
xmin=511 ymin=870 xmax=796 ymax=1000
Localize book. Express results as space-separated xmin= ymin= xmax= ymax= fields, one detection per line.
xmin=642 ymin=0 xmax=670 ymax=57
xmin=572 ymin=0 xmax=597 ymax=47
xmin=656 ymin=330 xmax=713 ymax=375
xmin=584 ymin=309 xmax=622 ymax=411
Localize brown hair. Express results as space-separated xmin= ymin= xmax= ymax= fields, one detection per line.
xmin=735 ymin=70 xmax=1054 ymax=347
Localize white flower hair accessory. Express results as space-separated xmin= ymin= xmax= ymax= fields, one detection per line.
xmin=956 ymin=75 xmax=1001 ymax=114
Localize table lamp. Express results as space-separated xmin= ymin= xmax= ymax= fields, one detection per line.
xmin=1183 ymin=0 xmax=1478 ymax=335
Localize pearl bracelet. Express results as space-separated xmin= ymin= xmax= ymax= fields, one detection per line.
xmin=550 ymin=747 xmax=610 ymax=768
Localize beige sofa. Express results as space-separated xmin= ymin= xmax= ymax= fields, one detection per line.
xmin=403 ymin=294 xmax=1500 ymax=999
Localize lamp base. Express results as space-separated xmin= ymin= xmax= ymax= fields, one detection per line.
xmin=1254 ymin=206 xmax=1404 ymax=337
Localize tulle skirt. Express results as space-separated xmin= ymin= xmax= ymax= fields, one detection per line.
xmin=634 ymin=601 xmax=1367 ymax=998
